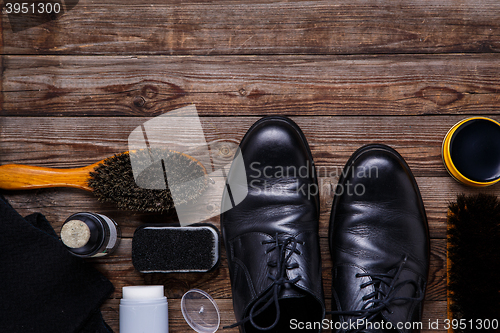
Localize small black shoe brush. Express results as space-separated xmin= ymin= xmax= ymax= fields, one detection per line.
xmin=447 ymin=193 xmax=500 ymax=331
xmin=132 ymin=223 xmax=221 ymax=273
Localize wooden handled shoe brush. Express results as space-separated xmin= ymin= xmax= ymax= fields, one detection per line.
xmin=0 ymin=150 xmax=208 ymax=213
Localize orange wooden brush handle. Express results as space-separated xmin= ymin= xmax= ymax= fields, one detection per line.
xmin=0 ymin=163 xmax=101 ymax=191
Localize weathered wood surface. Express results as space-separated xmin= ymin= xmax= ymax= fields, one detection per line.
xmin=2 ymin=0 xmax=499 ymax=55
xmin=2 ymin=115 xmax=497 ymax=331
xmin=1 ymin=115 xmax=499 ymax=159
xmin=3 ymin=115 xmax=500 ymax=237
xmin=0 ymin=115 xmax=487 ymax=169
xmin=2 ymin=0 xmax=500 ymax=331
xmin=3 ymin=55 xmax=500 ymax=116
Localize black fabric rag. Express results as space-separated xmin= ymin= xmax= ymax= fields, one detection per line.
xmin=0 ymin=194 xmax=114 ymax=333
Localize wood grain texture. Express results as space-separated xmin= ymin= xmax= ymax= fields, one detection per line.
xmin=2 ymin=116 xmax=500 ymax=240
xmin=2 ymin=0 xmax=500 ymax=329
xmin=2 ymin=0 xmax=500 ymax=55
xmin=2 ymin=115 xmax=499 ymax=174
xmin=2 ymin=115 xmax=498 ymax=330
xmin=3 ymin=55 xmax=500 ymax=116
xmin=0 ymin=163 xmax=97 ymax=190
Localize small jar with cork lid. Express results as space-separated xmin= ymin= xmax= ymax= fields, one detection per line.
xmin=60 ymin=212 xmax=121 ymax=258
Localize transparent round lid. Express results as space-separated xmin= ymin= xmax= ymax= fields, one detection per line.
xmin=181 ymin=289 xmax=220 ymax=333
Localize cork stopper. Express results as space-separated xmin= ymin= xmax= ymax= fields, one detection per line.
xmin=60 ymin=220 xmax=91 ymax=248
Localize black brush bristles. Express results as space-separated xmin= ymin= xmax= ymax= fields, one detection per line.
xmin=87 ymin=150 xmax=207 ymax=213
xmin=447 ymin=193 xmax=500 ymax=331
xmin=132 ymin=224 xmax=220 ymax=273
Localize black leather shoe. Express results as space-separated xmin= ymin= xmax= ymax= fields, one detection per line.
xmin=221 ymin=116 xmax=325 ymax=332
xmin=329 ymin=144 xmax=429 ymax=333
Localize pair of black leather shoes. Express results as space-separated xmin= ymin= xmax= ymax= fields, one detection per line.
xmin=221 ymin=117 xmax=429 ymax=333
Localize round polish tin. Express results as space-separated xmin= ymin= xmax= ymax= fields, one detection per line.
xmin=442 ymin=117 xmax=500 ymax=187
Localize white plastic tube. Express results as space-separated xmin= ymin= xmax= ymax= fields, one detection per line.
xmin=120 ymin=286 xmax=168 ymax=333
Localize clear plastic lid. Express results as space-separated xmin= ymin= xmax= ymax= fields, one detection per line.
xmin=181 ymin=289 xmax=220 ymax=333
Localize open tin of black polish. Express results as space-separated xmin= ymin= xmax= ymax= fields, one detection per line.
xmin=60 ymin=212 xmax=121 ymax=258
xmin=442 ymin=116 xmax=500 ymax=187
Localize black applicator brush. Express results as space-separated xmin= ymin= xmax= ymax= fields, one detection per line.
xmin=0 ymin=149 xmax=207 ymax=213
xmin=447 ymin=193 xmax=500 ymax=332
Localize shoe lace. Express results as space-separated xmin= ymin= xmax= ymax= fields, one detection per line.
xmin=224 ymin=233 xmax=303 ymax=330
xmin=328 ymin=255 xmax=425 ymax=333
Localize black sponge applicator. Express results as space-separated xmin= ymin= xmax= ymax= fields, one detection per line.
xmin=132 ymin=224 xmax=220 ymax=273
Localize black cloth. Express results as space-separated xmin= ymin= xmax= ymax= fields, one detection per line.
xmin=0 ymin=194 xmax=114 ymax=333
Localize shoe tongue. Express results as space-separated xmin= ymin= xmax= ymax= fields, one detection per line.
xmin=379 ymin=268 xmax=422 ymax=333
xmin=278 ymin=285 xmax=306 ymax=299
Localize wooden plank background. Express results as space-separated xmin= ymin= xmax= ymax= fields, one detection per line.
xmin=3 ymin=0 xmax=500 ymax=55
xmin=1 ymin=0 xmax=499 ymax=332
